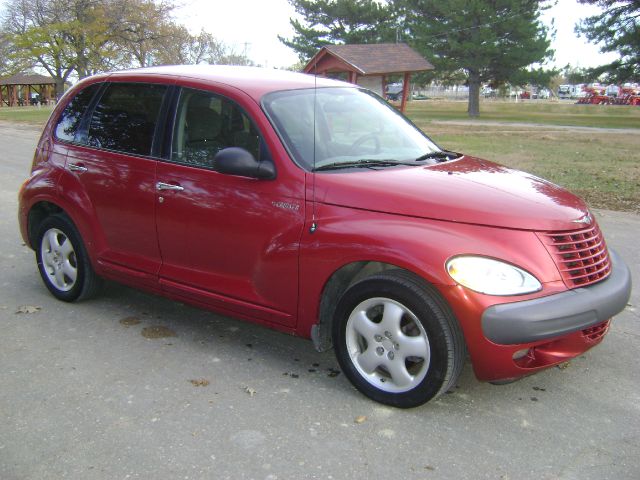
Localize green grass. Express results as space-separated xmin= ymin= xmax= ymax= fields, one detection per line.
xmin=407 ymin=100 xmax=640 ymax=129
xmin=0 ymin=106 xmax=54 ymax=125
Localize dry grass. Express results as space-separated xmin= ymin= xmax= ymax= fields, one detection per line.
xmin=422 ymin=122 xmax=640 ymax=213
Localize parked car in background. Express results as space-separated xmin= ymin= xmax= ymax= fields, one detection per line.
xmin=18 ymin=66 xmax=632 ymax=408
xmin=537 ymin=88 xmax=551 ymax=99
xmin=605 ymin=85 xmax=620 ymax=97
xmin=385 ymin=82 xmax=403 ymax=101
xmin=558 ymin=84 xmax=575 ymax=99
xmin=482 ymin=86 xmax=497 ymax=98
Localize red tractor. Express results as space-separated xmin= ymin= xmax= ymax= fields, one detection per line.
xmin=614 ymin=86 xmax=640 ymax=106
xmin=576 ymin=85 xmax=613 ymax=105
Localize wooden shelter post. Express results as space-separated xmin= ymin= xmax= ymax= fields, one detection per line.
xmin=400 ymin=72 xmax=411 ymax=113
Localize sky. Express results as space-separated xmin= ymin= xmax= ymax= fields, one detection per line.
xmin=175 ymin=0 xmax=620 ymax=70
xmin=0 ymin=0 xmax=620 ymax=71
xmin=540 ymin=0 xmax=619 ymax=69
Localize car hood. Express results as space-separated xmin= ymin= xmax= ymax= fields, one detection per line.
xmin=313 ymin=156 xmax=589 ymax=231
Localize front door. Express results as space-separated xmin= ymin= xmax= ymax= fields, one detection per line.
xmin=155 ymin=87 xmax=304 ymax=327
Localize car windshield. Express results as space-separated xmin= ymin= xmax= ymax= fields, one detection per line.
xmin=262 ymin=87 xmax=444 ymax=171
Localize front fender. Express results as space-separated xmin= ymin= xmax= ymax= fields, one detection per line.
xmin=296 ymin=203 xmax=562 ymax=338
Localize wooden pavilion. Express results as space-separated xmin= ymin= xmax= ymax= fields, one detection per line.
xmin=303 ymin=43 xmax=434 ymax=112
xmin=0 ymin=73 xmax=57 ymax=107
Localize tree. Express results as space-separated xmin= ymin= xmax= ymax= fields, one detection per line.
xmin=401 ymin=0 xmax=553 ymax=116
xmin=218 ymin=50 xmax=256 ymax=66
xmin=510 ymin=66 xmax=559 ymax=89
xmin=0 ymin=0 xmax=235 ymax=90
xmin=0 ymin=29 xmax=18 ymax=75
xmin=63 ymin=0 xmax=120 ymax=78
xmin=150 ymin=26 xmax=222 ymax=66
xmin=107 ymin=0 xmax=178 ymax=68
xmin=561 ymin=64 xmax=597 ymax=84
xmin=2 ymin=0 xmax=83 ymax=96
xmin=576 ymin=0 xmax=639 ymax=82
xmin=279 ymin=0 xmax=399 ymax=61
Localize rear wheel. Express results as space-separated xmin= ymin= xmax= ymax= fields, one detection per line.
xmin=333 ymin=270 xmax=465 ymax=408
xmin=36 ymin=214 xmax=102 ymax=302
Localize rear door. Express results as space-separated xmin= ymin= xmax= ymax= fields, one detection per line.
xmin=155 ymin=86 xmax=304 ymax=327
xmin=62 ymin=81 xmax=169 ymax=289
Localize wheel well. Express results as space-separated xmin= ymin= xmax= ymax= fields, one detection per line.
xmin=312 ymin=261 xmax=414 ymax=352
xmin=27 ymin=202 xmax=64 ymax=248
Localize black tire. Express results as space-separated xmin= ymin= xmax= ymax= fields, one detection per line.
xmin=332 ymin=270 xmax=465 ymax=408
xmin=35 ymin=214 xmax=102 ymax=302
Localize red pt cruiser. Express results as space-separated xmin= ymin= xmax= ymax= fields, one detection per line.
xmin=18 ymin=66 xmax=632 ymax=407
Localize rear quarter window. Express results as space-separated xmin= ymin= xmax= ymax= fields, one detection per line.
xmin=54 ymin=83 xmax=101 ymax=142
xmin=87 ymin=83 xmax=167 ymax=156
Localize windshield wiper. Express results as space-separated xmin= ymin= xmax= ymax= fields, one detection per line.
xmin=414 ymin=150 xmax=460 ymax=162
xmin=313 ymin=159 xmax=407 ymax=171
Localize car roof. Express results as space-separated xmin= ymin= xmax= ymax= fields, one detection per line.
xmin=107 ymin=65 xmax=354 ymax=101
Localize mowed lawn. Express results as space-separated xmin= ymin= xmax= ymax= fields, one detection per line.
xmin=2 ymin=100 xmax=639 ymax=212
xmin=407 ymin=99 xmax=640 ymax=129
xmin=424 ymin=122 xmax=640 ymax=213
xmin=0 ymin=105 xmax=54 ymax=124
xmin=407 ymin=101 xmax=640 ymax=213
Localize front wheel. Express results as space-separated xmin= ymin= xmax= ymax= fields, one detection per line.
xmin=333 ymin=270 xmax=465 ymax=408
xmin=36 ymin=214 xmax=102 ymax=302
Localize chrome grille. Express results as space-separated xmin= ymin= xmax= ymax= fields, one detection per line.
xmin=538 ymin=223 xmax=611 ymax=288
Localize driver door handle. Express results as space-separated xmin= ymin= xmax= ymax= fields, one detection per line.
xmin=68 ymin=163 xmax=88 ymax=173
xmin=156 ymin=182 xmax=185 ymax=192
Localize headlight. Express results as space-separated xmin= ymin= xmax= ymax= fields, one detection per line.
xmin=446 ymin=256 xmax=541 ymax=296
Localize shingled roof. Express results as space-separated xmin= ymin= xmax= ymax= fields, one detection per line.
xmin=306 ymin=43 xmax=433 ymax=75
xmin=0 ymin=73 xmax=55 ymax=86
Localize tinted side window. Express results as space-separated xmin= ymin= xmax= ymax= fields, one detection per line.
xmin=88 ymin=83 xmax=167 ymax=156
xmin=171 ymin=88 xmax=261 ymax=169
xmin=54 ymin=83 xmax=101 ymax=142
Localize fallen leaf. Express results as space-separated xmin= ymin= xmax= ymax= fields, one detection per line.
xmin=189 ymin=379 xmax=210 ymax=387
xmin=244 ymin=386 xmax=257 ymax=397
xmin=16 ymin=305 xmax=41 ymax=314
xmin=141 ymin=326 xmax=176 ymax=339
xmin=119 ymin=316 xmax=141 ymax=326
xmin=556 ymin=362 xmax=571 ymax=370
xmin=354 ymin=415 xmax=367 ymax=424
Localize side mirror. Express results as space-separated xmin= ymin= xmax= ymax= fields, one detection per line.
xmin=213 ymin=147 xmax=276 ymax=180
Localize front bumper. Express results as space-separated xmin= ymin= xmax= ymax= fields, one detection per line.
xmin=481 ymin=249 xmax=631 ymax=345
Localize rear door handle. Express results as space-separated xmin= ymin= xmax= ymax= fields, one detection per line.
xmin=156 ymin=182 xmax=185 ymax=192
xmin=68 ymin=163 xmax=88 ymax=173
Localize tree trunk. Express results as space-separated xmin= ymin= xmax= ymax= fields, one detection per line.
xmin=54 ymin=78 xmax=65 ymax=101
xmin=76 ymin=49 xmax=89 ymax=79
xmin=467 ymin=69 xmax=481 ymax=117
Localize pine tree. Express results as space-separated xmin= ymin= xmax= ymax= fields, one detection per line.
xmin=401 ymin=0 xmax=552 ymax=116
xmin=576 ymin=0 xmax=639 ymax=82
xmin=279 ymin=0 xmax=399 ymax=61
